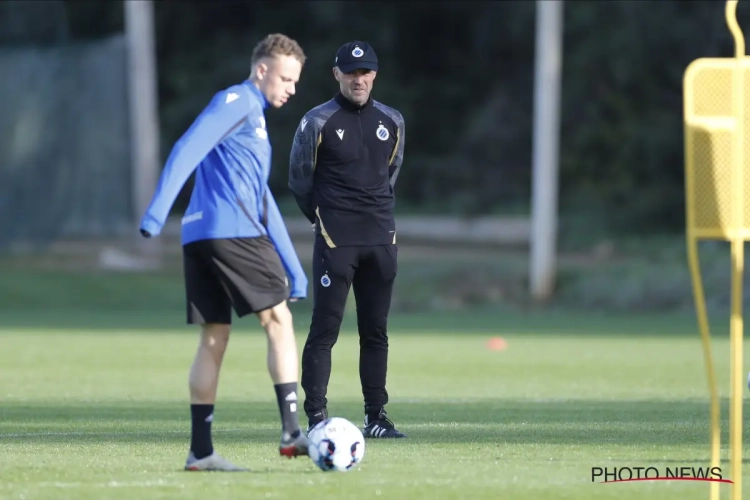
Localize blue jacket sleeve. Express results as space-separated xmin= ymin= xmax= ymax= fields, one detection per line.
xmin=140 ymin=86 xmax=251 ymax=237
xmin=265 ymin=188 xmax=308 ymax=299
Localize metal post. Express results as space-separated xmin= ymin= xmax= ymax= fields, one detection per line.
xmin=530 ymin=0 xmax=564 ymax=301
xmin=124 ymin=0 xmax=160 ymax=240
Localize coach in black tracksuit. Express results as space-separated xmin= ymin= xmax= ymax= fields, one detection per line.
xmin=288 ymin=41 xmax=406 ymax=438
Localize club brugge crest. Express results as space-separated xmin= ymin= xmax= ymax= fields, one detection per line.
xmin=352 ymin=46 xmax=364 ymax=58
xmin=376 ymin=124 xmax=389 ymax=141
xmin=321 ymin=274 xmax=331 ymax=287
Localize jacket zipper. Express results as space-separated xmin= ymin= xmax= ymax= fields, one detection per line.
xmin=358 ymin=109 xmax=364 ymax=150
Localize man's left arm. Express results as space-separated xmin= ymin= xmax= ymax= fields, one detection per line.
xmin=288 ymin=114 xmax=320 ymax=223
xmin=140 ymin=86 xmax=251 ymax=237
xmin=264 ymin=188 xmax=308 ymax=300
xmin=389 ymin=111 xmax=406 ymax=188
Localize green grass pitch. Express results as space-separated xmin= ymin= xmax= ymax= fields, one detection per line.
xmin=1 ymin=309 xmax=749 ymax=499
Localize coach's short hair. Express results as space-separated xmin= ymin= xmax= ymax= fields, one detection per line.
xmin=251 ymin=34 xmax=306 ymax=67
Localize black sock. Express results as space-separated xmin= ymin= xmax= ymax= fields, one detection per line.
xmin=274 ymin=382 xmax=300 ymax=437
xmin=190 ymin=404 xmax=214 ymax=459
xmin=365 ymin=405 xmax=383 ymax=423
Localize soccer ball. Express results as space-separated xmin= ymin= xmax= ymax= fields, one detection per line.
xmin=307 ymin=417 xmax=366 ymax=472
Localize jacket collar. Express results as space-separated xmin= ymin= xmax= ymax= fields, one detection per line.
xmin=245 ymin=80 xmax=270 ymax=110
xmin=334 ymin=92 xmax=372 ymax=113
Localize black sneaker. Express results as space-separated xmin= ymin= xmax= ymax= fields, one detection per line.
xmin=306 ymin=408 xmax=328 ymax=434
xmin=363 ymin=408 xmax=407 ymax=438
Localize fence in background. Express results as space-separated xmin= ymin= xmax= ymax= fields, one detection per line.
xmin=0 ymin=34 xmax=132 ymax=251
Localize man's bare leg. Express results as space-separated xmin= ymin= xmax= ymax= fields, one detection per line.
xmin=190 ymin=323 xmax=231 ymax=404
xmin=258 ymin=302 xmax=298 ymax=384
xmin=184 ymin=324 xmax=246 ymax=471
xmin=257 ymin=301 xmax=308 ymax=457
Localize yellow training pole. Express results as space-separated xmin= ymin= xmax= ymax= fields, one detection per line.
xmin=687 ymin=236 xmax=722 ymax=500
xmin=684 ymin=2 xmax=746 ymax=498
xmin=725 ymin=2 xmax=744 ymax=498
xmin=729 ymin=237 xmax=744 ymax=500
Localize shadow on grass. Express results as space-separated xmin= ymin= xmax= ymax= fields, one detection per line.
xmin=0 ymin=306 xmax=719 ymax=339
xmin=0 ymin=265 xmax=730 ymax=335
xmin=0 ymin=264 xmax=717 ymax=333
xmin=2 ymin=399 xmax=747 ymax=448
xmin=0 ymin=257 xmax=740 ymax=339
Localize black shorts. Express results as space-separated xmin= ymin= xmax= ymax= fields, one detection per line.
xmin=182 ymin=236 xmax=289 ymax=325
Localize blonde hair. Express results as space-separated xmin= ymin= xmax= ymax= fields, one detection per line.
xmin=251 ymin=33 xmax=306 ymax=67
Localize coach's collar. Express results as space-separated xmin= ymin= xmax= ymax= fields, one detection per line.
xmin=335 ymin=93 xmax=372 ymax=113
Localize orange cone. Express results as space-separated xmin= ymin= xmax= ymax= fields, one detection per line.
xmin=486 ymin=337 xmax=507 ymax=351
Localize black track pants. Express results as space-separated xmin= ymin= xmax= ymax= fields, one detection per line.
xmin=301 ymin=236 xmax=397 ymax=417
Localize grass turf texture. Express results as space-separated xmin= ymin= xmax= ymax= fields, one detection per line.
xmin=1 ymin=309 xmax=749 ymax=500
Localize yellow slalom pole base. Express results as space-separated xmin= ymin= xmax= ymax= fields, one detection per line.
xmin=688 ymin=235 xmax=722 ymax=500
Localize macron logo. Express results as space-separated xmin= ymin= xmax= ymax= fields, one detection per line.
xmin=336 ymin=129 xmax=345 ymax=140
xmin=225 ymin=92 xmax=239 ymax=104
xmin=285 ymin=391 xmax=297 ymax=402
xmin=300 ymin=118 xmax=308 ymax=132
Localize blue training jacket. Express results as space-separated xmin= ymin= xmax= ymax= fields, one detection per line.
xmin=139 ymin=81 xmax=308 ymax=299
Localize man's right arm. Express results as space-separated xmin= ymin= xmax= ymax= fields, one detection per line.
xmin=140 ymin=86 xmax=251 ymax=237
xmin=288 ymin=113 xmax=321 ymax=224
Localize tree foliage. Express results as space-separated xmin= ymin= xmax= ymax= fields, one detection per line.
xmin=61 ymin=0 xmax=749 ymax=231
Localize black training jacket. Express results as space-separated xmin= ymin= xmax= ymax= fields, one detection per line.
xmin=288 ymin=93 xmax=405 ymax=247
